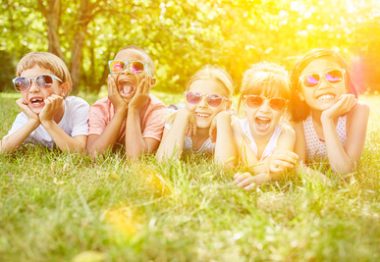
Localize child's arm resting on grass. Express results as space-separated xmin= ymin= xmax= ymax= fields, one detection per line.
xmin=87 ymin=75 xmax=128 ymax=156
xmin=1 ymin=98 xmax=40 ymax=153
xmin=213 ymin=111 xmax=237 ymax=167
xmin=156 ymin=109 xmax=192 ymax=161
xmin=40 ymin=95 xmax=88 ymax=153
xmin=321 ymin=96 xmax=369 ymax=174
xmin=125 ymin=77 xmax=163 ymax=159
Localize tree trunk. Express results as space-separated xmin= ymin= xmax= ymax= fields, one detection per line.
xmin=38 ymin=0 xmax=63 ymax=58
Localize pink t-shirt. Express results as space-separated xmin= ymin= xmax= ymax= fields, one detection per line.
xmin=88 ymin=94 xmax=166 ymax=146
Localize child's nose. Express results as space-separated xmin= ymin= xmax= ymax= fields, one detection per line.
xmin=28 ymin=80 xmax=39 ymax=92
xmin=258 ymin=100 xmax=271 ymax=112
xmin=198 ymin=96 xmax=208 ymax=107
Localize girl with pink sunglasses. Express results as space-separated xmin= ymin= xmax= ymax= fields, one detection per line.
xmin=156 ymin=65 xmax=235 ymax=162
xmin=290 ymin=49 xmax=369 ymax=175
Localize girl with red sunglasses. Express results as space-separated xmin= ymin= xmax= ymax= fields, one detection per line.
xmin=290 ymin=49 xmax=369 ymax=176
xmin=156 ymin=65 xmax=234 ymax=162
xmin=233 ymin=62 xmax=298 ymax=190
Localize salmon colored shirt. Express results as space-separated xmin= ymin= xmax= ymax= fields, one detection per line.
xmin=88 ymin=94 xmax=166 ymax=146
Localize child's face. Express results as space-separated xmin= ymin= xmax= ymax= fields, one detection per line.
xmin=185 ymin=79 xmax=229 ymax=129
xmin=298 ymin=58 xmax=347 ymax=112
xmin=112 ymin=49 xmax=152 ymax=100
xmin=18 ymin=65 xmax=65 ymax=114
xmin=243 ymin=93 xmax=286 ymax=138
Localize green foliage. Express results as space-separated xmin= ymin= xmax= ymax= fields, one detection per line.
xmin=1 ymin=93 xmax=380 ymax=261
xmin=1 ymin=1 xmax=380 ymax=93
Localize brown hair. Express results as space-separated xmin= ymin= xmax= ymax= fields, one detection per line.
xmin=290 ymin=48 xmax=357 ymax=121
xmin=16 ymin=52 xmax=72 ymax=94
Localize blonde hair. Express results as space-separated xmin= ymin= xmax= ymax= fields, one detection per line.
xmin=186 ymin=65 xmax=234 ymax=97
xmin=16 ymin=52 xmax=73 ymax=94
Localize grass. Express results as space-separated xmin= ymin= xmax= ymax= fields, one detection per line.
xmin=0 ymin=92 xmax=380 ymax=261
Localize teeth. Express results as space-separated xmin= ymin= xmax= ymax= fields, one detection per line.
xmin=195 ymin=113 xmax=210 ymax=118
xmin=318 ymin=94 xmax=335 ymax=102
xmin=31 ymin=98 xmax=43 ymax=103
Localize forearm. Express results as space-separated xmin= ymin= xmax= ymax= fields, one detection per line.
xmin=214 ymin=115 xmax=237 ymax=167
xmin=0 ymin=121 xmax=39 ymax=153
xmin=156 ymin=116 xmax=188 ymax=161
xmin=87 ymin=110 xmax=127 ymax=156
xmin=125 ymin=109 xmax=148 ymax=158
xmin=41 ymin=121 xmax=85 ymax=153
xmin=322 ymin=116 xmax=355 ymax=173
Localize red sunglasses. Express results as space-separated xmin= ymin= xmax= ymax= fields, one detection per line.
xmin=185 ymin=91 xmax=228 ymax=107
xmin=243 ymin=95 xmax=287 ymax=111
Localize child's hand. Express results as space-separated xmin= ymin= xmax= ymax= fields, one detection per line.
xmin=16 ymin=98 xmax=40 ymax=124
xmin=128 ymin=76 xmax=151 ymax=111
xmin=321 ymin=94 xmax=357 ymax=120
xmin=39 ymin=94 xmax=64 ymax=123
xmin=108 ymin=74 xmax=128 ymax=112
xmin=234 ymin=172 xmax=270 ymax=190
xmin=268 ymin=150 xmax=299 ymax=178
xmin=179 ymin=108 xmax=196 ymax=137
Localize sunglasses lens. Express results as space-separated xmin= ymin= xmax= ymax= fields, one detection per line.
xmin=186 ymin=92 xmax=201 ymax=104
xmin=109 ymin=60 xmax=126 ymax=74
xmin=326 ymin=69 xmax=343 ymax=83
xmin=206 ymin=94 xmax=223 ymax=107
xmin=246 ymin=95 xmax=264 ymax=108
xmin=13 ymin=77 xmax=29 ymax=91
xmin=36 ymin=75 xmax=53 ymax=88
xmin=269 ymin=98 xmax=286 ymax=110
xmin=304 ymin=74 xmax=320 ymax=87
xmin=130 ymin=62 xmax=145 ymax=74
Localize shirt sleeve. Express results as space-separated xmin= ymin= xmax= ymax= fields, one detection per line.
xmin=4 ymin=113 xmax=28 ymax=138
xmin=70 ymin=98 xmax=90 ymax=137
xmin=88 ymin=101 xmax=108 ymax=136
xmin=142 ymin=106 xmax=167 ymax=141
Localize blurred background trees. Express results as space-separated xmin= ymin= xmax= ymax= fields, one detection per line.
xmin=1 ymin=0 xmax=379 ymax=94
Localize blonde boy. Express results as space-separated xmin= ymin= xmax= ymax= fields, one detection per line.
xmin=0 ymin=52 xmax=89 ymax=153
xmin=87 ymin=46 xmax=166 ymax=158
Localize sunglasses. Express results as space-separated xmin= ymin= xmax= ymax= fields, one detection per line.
xmin=243 ymin=95 xmax=287 ymax=111
xmin=108 ymin=60 xmax=150 ymax=75
xmin=300 ymin=68 xmax=345 ymax=88
xmin=12 ymin=74 xmax=62 ymax=92
xmin=185 ymin=91 xmax=228 ymax=107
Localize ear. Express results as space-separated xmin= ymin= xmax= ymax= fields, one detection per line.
xmin=59 ymin=82 xmax=70 ymax=97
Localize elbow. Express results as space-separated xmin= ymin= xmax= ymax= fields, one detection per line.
xmin=331 ymin=160 xmax=356 ymax=175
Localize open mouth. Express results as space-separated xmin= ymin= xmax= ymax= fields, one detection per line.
xmin=29 ymin=97 xmax=45 ymax=107
xmin=118 ymin=81 xmax=135 ymax=97
xmin=317 ymin=94 xmax=335 ymax=103
xmin=254 ymin=116 xmax=271 ymax=132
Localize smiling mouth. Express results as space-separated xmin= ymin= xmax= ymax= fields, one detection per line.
xmin=317 ymin=94 xmax=335 ymax=103
xmin=195 ymin=112 xmax=211 ymax=118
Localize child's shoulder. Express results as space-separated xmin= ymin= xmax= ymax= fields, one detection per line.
xmin=148 ymin=94 xmax=166 ymax=107
xmin=65 ymin=96 xmax=89 ymax=105
xmin=279 ymin=120 xmax=296 ymax=137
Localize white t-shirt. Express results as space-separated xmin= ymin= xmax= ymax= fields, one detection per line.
xmin=5 ymin=96 xmax=89 ymax=148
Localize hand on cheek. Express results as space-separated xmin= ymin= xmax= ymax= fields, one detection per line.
xmin=128 ymin=76 xmax=151 ymax=111
xmin=322 ymin=94 xmax=357 ymax=120
xmin=16 ymin=98 xmax=40 ymax=124
xmin=39 ymin=94 xmax=63 ymax=123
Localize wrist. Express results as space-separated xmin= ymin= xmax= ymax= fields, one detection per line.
xmin=27 ymin=118 xmax=40 ymax=128
xmin=40 ymin=119 xmax=55 ymax=129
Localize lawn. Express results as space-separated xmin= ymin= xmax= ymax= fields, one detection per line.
xmin=0 ymin=92 xmax=379 ymax=261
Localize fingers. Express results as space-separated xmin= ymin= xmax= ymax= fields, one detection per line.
xmin=108 ymin=74 xmax=118 ymax=97
xmin=271 ymin=151 xmax=299 ymax=165
xmin=234 ymin=172 xmax=270 ymax=190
